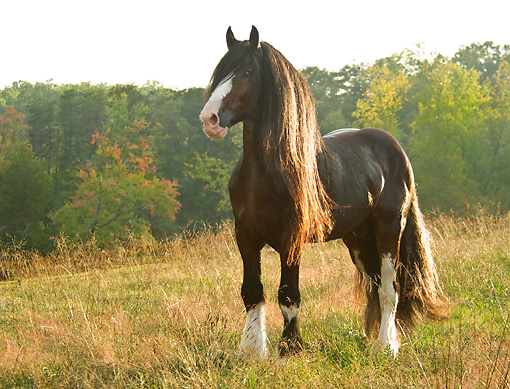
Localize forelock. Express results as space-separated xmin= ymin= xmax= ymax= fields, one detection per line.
xmin=207 ymin=43 xmax=257 ymax=96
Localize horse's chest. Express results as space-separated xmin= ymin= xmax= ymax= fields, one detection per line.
xmin=229 ymin=169 xmax=285 ymax=244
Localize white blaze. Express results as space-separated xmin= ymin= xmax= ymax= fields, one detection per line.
xmin=203 ymin=75 xmax=233 ymax=114
xmin=200 ymin=74 xmax=233 ymax=140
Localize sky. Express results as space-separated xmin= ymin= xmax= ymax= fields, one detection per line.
xmin=2 ymin=0 xmax=509 ymax=90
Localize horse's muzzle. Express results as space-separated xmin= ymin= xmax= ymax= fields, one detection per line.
xmin=200 ymin=110 xmax=228 ymax=139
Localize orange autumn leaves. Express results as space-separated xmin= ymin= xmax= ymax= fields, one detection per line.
xmin=53 ymin=122 xmax=180 ymax=242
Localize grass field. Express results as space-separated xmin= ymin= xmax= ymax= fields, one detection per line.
xmin=0 ymin=214 xmax=509 ymax=388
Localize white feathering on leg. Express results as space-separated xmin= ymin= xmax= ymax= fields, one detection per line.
xmin=240 ymin=303 xmax=268 ymax=358
xmin=372 ymin=254 xmax=399 ymax=358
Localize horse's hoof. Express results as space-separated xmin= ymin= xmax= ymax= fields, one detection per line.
xmin=278 ymin=337 xmax=304 ymax=356
xmin=369 ymin=340 xmax=398 ymax=358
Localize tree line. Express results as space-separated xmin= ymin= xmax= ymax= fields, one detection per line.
xmin=1 ymin=41 xmax=509 ymax=252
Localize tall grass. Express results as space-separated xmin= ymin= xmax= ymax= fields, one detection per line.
xmin=0 ymin=214 xmax=509 ymax=387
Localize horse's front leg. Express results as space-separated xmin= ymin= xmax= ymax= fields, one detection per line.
xmin=278 ymin=252 xmax=304 ymax=355
xmin=236 ymin=223 xmax=267 ymax=357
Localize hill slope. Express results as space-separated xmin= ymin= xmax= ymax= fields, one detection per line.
xmin=1 ymin=215 xmax=509 ymax=387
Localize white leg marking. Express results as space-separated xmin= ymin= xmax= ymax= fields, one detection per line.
xmin=352 ymin=249 xmax=372 ymax=286
xmin=372 ymin=254 xmax=399 ymax=358
xmin=400 ymin=184 xmax=412 ymax=231
xmin=240 ymin=303 xmax=268 ymax=358
xmin=280 ymin=304 xmax=299 ymax=323
xmin=352 ymin=249 xmax=366 ymax=274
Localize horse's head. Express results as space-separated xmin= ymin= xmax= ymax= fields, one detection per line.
xmin=200 ymin=26 xmax=264 ymax=139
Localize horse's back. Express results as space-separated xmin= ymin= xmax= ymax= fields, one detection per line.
xmin=323 ymin=128 xmax=360 ymax=138
xmin=324 ymin=127 xmax=401 ymax=148
xmin=324 ymin=128 xmax=410 ymax=171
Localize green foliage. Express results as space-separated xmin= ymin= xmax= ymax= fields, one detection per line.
xmin=482 ymin=61 xmax=510 ymax=210
xmin=0 ymin=143 xmax=52 ymax=248
xmin=410 ymin=60 xmax=491 ymax=211
xmin=0 ymin=105 xmax=29 ymax=148
xmin=1 ymin=41 xmax=510 ymax=252
xmin=0 ymin=106 xmax=53 ymax=249
xmin=302 ymin=65 xmax=368 ymax=132
xmin=50 ymin=126 xmax=179 ymax=244
xmin=353 ymin=60 xmax=410 ymax=140
xmin=454 ymin=41 xmax=510 ymax=83
xmin=185 ymin=151 xmax=236 ymax=218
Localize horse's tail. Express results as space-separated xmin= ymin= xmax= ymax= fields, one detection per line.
xmin=396 ymin=196 xmax=449 ymax=332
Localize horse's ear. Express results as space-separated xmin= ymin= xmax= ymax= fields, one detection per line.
xmin=249 ymin=25 xmax=259 ymax=50
xmin=226 ymin=27 xmax=239 ymax=50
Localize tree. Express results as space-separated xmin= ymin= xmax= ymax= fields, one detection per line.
xmin=25 ymin=85 xmax=60 ymax=174
xmin=55 ymin=84 xmax=108 ymax=198
xmin=302 ymin=65 xmax=369 ymax=132
xmin=454 ymin=42 xmax=510 ymax=84
xmin=50 ymin=123 xmax=180 ymax=244
xmin=0 ymin=105 xmax=29 ymax=150
xmin=0 ymin=105 xmax=54 ymax=250
xmin=0 ymin=145 xmax=52 ymax=238
xmin=480 ymin=60 xmax=510 ymax=211
xmin=0 ymin=143 xmax=53 ymax=248
xmin=353 ymin=61 xmax=409 ymax=141
xmin=184 ymin=150 xmax=237 ymax=221
xmin=409 ymin=60 xmax=491 ymax=212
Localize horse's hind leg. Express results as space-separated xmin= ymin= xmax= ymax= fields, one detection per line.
xmin=278 ymin=252 xmax=303 ymax=356
xmin=236 ymin=222 xmax=267 ymax=358
xmin=343 ymin=227 xmax=381 ymax=339
xmin=373 ymin=250 xmax=399 ymax=357
xmin=372 ymin=185 xmax=412 ymax=357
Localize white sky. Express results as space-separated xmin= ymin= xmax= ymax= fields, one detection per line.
xmin=1 ymin=0 xmax=509 ymax=90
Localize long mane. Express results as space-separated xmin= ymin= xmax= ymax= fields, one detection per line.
xmin=259 ymin=42 xmax=333 ymax=260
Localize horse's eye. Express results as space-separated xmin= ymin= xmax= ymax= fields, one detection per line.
xmin=243 ymin=70 xmax=253 ymax=79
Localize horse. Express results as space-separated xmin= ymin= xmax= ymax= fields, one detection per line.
xmin=200 ymin=26 xmax=447 ymax=358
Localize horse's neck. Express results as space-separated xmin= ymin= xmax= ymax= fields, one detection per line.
xmin=241 ymin=120 xmax=266 ymax=166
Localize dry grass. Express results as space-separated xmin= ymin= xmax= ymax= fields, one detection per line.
xmin=0 ymin=215 xmax=509 ymax=387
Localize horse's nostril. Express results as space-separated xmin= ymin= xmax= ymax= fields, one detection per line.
xmin=209 ymin=113 xmax=219 ymax=126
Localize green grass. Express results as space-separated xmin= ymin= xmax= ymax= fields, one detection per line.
xmin=0 ymin=215 xmax=509 ymax=388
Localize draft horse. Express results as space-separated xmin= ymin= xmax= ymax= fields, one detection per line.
xmin=200 ymin=26 xmax=446 ymax=358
